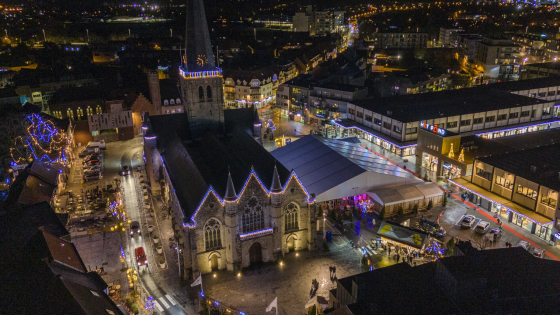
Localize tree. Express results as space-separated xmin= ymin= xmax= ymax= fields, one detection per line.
xmin=397 ymin=205 xmax=404 ymax=216
xmin=472 ymin=236 xmax=491 ymax=251
xmin=308 ymin=305 xmax=317 ymax=315
xmin=337 ymin=212 xmax=343 ymax=223
xmin=379 ymin=206 xmax=386 ymax=220
xmin=442 ymin=194 xmax=448 ymax=207
xmin=413 ymin=203 xmax=419 ymax=215
xmin=316 ymin=204 xmax=322 ymax=219
xmin=446 ymin=237 xmax=456 ymax=257
xmin=427 ymin=200 xmax=434 ymax=210
xmin=361 ymin=256 xmax=369 ymax=271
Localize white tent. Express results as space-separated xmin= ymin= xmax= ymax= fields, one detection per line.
xmin=271 ymin=135 xmax=422 ymax=203
xmin=414 ymin=182 xmax=443 ymax=198
xmin=368 ymin=182 xmax=443 ymax=207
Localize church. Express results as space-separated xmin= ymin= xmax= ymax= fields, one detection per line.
xmin=143 ymin=0 xmax=316 ymax=278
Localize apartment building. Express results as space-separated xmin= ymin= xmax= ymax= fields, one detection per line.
xmin=544 ymin=33 xmax=560 ymax=61
xmin=311 ymin=11 xmax=331 ymax=36
xmin=365 ymin=31 xmax=428 ymax=49
xmin=519 ymin=62 xmax=560 ymax=80
xmin=223 ymin=69 xmax=279 ymax=109
xmin=511 ymin=34 xmax=545 ymax=53
xmin=474 ymin=36 xmax=520 ymax=79
xmin=456 ymin=34 xmax=483 ymax=62
xmin=439 ymin=27 xmax=463 ymax=47
xmin=293 ymin=12 xmax=309 ymax=33
xmin=333 ymin=11 xmax=345 ymax=33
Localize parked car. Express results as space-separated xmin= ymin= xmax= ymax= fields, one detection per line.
xmin=130 ymin=221 xmax=141 ymax=237
xmin=533 ymin=248 xmax=545 ymax=258
xmin=84 ymin=165 xmax=101 ymax=172
xmin=83 ymin=174 xmax=101 ymax=182
xmin=121 ymin=165 xmax=130 ymax=176
xmin=83 ymin=154 xmax=100 ymax=162
xmin=84 ymin=170 xmax=100 ymax=176
xmin=460 ymin=215 xmax=476 ymax=228
xmin=488 ymin=228 xmax=502 ymax=239
xmin=84 ymin=161 xmax=101 ymax=167
xmin=87 ymin=140 xmax=106 ymax=150
xmin=135 ymin=247 xmax=148 ymax=267
xmin=474 ymin=221 xmax=491 ymax=234
xmin=517 ymin=241 xmax=531 ymax=251
xmin=79 ymin=149 xmax=95 ymax=158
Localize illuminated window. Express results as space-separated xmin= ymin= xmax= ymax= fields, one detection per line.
xmin=67 ymin=109 xmax=74 ymax=120
xmin=204 ymin=219 xmax=222 ymax=250
xmin=96 ymin=105 xmax=102 ymax=114
xmin=242 ymin=197 xmax=264 ymax=233
xmin=284 ymin=203 xmax=299 ymax=231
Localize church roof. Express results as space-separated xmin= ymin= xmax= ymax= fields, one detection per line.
xmin=147 ymin=110 xmax=291 ymax=222
xmin=184 ymin=0 xmax=216 ymax=72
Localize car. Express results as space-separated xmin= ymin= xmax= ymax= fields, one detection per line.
xmin=517 ymin=241 xmax=531 ymax=251
xmin=533 ymin=248 xmax=545 ymax=258
xmin=83 ymin=158 xmax=100 ymax=164
xmin=135 ymin=247 xmax=148 ymax=267
xmin=84 ymin=165 xmax=101 ymax=171
xmin=130 ymin=221 xmax=141 ymax=237
xmin=83 ymin=155 xmax=100 ymax=162
xmin=474 ymin=221 xmax=491 ymax=234
xmin=84 ymin=161 xmax=101 ymax=167
xmin=460 ymin=215 xmax=476 ymax=228
xmin=488 ymin=228 xmax=502 ymax=240
xmin=83 ymin=174 xmax=100 ymax=182
xmin=87 ymin=141 xmax=106 ymax=150
xmin=79 ymin=149 xmax=95 ymax=158
xmin=121 ymin=165 xmax=130 ymax=176
xmin=84 ymin=170 xmax=100 ymax=176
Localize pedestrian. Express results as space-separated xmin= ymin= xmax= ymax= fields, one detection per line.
xmin=388 ymin=246 xmax=391 ymax=256
xmin=333 ymin=266 xmax=336 ymax=278
xmin=375 ymin=241 xmax=378 ymax=250
xmin=329 ymin=266 xmax=333 ymax=279
xmin=396 ymin=254 xmax=400 ymax=262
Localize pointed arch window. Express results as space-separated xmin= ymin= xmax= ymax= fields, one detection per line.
xmin=206 ymin=86 xmax=212 ymax=100
xmin=204 ymin=219 xmax=222 ymax=250
xmin=87 ymin=106 xmax=92 ymax=116
xmin=96 ymin=105 xmax=102 ymax=114
xmin=284 ymin=203 xmax=299 ymax=231
xmin=242 ymin=197 xmax=265 ymax=233
xmin=199 ymin=86 xmax=205 ymax=100
xmin=67 ymin=109 xmax=74 ymax=120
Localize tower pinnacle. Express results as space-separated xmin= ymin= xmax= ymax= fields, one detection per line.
xmin=184 ymin=0 xmax=216 ymax=72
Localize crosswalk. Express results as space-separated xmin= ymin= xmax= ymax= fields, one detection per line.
xmin=152 ymin=295 xmax=178 ymax=313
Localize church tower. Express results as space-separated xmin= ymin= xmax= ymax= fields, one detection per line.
xmin=179 ymin=0 xmax=224 ymax=137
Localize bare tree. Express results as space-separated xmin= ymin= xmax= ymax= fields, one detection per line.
xmin=471 ymin=236 xmax=491 ymax=251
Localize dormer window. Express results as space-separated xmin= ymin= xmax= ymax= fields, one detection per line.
xmin=170 ymin=99 xmax=175 ymax=105
xmin=163 ymin=100 xmax=169 ymax=105
xmin=176 ymin=98 xmax=181 ymax=104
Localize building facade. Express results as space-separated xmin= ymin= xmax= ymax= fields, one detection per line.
xmin=474 ymin=36 xmax=520 ymax=79
xmin=439 ymin=27 xmax=463 ymax=47
xmin=364 ymin=32 xmax=428 ymax=49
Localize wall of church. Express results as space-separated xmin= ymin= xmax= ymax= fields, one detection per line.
xmin=179 ymin=76 xmax=224 ymax=129
xmin=192 ymin=193 xmax=227 ymax=274
xmin=280 ymin=177 xmax=315 ymax=253
xmin=143 ymin=137 xmax=162 ymax=196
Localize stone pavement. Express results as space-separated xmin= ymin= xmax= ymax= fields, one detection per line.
xmin=202 ymin=232 xmax=364 ymax=315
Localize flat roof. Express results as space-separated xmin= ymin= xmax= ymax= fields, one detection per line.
xmin=477 ymin=143 xmax=560 ymax=192
xmin=486 ymin=76 xmax=560 ymax=92
xmin=522 ymin=62 xmax=560 ymax=70
xmin=351 ymin=87 xmax=544 ymax=123
xmin=334 ymin=119 xmax=416 ymax=147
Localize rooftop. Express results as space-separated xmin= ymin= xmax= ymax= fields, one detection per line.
xmin=486 ymin=76 xmax=560 ymax=92
xmin=351 ymin=87 xmax=545 ymax=123
xmin=477 ymin=142 xmax=560 ymax=191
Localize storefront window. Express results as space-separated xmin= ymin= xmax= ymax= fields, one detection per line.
xmin=517 ymin=185 xmax=537 ymax=200
xmin=495 ymin=175 xmax=514 ymax=190
xmin=422 ymin=153 xmax=438 ymax=172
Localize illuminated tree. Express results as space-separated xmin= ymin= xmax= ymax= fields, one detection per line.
xmin=10 ymin=114 xmax=70 ymax=164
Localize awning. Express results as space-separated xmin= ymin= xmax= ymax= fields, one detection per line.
xmin=367 ymin=189 xmax=403 ymax=206
xmin=414 ymin=182 xmax=444 ymax=198
xmin=376 ymin=221 xmax=427 ymax=249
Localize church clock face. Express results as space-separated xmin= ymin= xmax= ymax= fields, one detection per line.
xmin=197 ymin=54 xmax=207 ymax=67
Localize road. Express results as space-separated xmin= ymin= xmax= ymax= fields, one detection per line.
xmin=119 ymin=139 xmax=187 ymax=315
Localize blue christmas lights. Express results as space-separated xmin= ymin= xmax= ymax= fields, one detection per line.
xmin=145 ymin=296 xmax=155 ymax=310
xmin=239 ymin=228 xmax=273 ymax=239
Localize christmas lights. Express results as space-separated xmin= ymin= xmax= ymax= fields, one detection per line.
xmin=475 ymin=120 xmax=560 ymax=139
xmin=239 ymin=228 xmax=273 ymax=239
xmin=10 ymin=114 xmax=70 ymax=164
xmin=330 ymin=120 xmax=416 ymax=149
xmin=146 ymin=296 xmax=155 ymax=310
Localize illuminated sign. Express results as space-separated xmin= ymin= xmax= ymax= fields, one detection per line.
xmin=420 ymin=122 xmax=446 ymax=136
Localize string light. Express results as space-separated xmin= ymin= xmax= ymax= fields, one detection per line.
xmin=239 ymin=228 xmax=273 ymax=239
xmin=11 ymin=114 xmax=70 ymax=164
xmin=183 ymin=171 xmax=315 ymax=228
xmin=146 ymin=296 xmax=155 ymax=310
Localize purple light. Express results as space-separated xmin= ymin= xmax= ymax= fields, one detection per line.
xmin=330 ymin=120 xmax=416 ymax=149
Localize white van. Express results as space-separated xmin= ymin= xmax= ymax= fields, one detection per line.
xmin=87 ymin=141 xmax=106 ymax=150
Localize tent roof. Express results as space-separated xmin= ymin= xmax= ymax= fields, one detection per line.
xmin=414 ymin=182 xmax=444 ymax=198
xmin=271 ymin=135 xmax=418 ymax=198
xmin=368 ymin=182 xmax=442 ymax=206
xmin=367 ymin=189 xmax=404 ymax=206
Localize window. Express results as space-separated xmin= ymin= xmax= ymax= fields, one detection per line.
xmin=374 ymin=118 xmax=382 ymax=125
xmin=460 ymin=119 xmax=471 ymax=126
xmin=349 ymin=108 xmax=355 ymax=115
xmin=538 ymin=92 xmax=546 ymax=98
xmin=198 ymin=86 xmax=204 ymax=100
xmin=495 ymin=175 xmax=514 ymax=190
xmin=96 ymin=105 xmax=102 ymax=114
xmin=447 ymin=121 xmax=457 ymax=128
xmin=204 ymin=219 xmax=222 ymax=250
xmin=521 ymin=110 xmax=530 ymax=117
xmin=509 ymin=112 xmax=519 ymax=119
xmin=485 ymin=116 xmax=495 ymax=122
xmin=517 ymin=185 xmax=537 ymax=200
xmin=473 ymin=118 xmax=483 ymax=125
xmin=284 ymin=203 xmax=299 ymax=231
xmin=393 ymin=125 xmax=402 ymax=133
xmin=242 ymin=197 xmax=265 ymax=233
xmin=206 ymin=86 xmax=213 ymax=100
xmin=541 ymin=193 xmax=557 ymax=208
xmin=357 ymin=111 xmax=363 ymax=118
xmin=383 ymin=122 xmax=392 ymax=130
xmin=365 ymin=114 xmax=372 ymax=122
xmin=543 ymin=107 xmax=551 ymax=115
xmin=497 ymin=114 xmax=507 ymax=121
xmin=406 ymin=127 xmax=417 ymax=134
xmin=548 ymin=91 xmax=556 ymax=96
xmin=476 ymin=168 xmax=492 ymax=181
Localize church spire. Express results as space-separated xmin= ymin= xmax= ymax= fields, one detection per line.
xmin=224 ymin=171 xmax=237 ymax=201
xmin=270 ymin=165 xmax=283 ymax=193
xmin=184 ymin=0 xmax=216 ymax=72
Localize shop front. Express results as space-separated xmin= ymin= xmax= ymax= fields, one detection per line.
xmin=476 ymin=120 xmax=560 ymax=140
xmin=422 ymin=152 xmax=438 ymax=172
xmin=449 ymin=178 xmax=553 ymax=242
xmin=442 ymin=161 xmax=461 ymax=179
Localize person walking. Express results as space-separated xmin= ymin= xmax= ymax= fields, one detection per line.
xmin=333 ymin=266 xmax=337 ymax=279
xmin=396 ymin=253 xmax=400 ymax=262
xmin=329 ymin=266 xmax=333 ymax=280
xmin=388 ymin=246 xmax=391 ymax=256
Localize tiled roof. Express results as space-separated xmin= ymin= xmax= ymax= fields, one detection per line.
xmin=42 ymin=230 xmax=87 ymax=272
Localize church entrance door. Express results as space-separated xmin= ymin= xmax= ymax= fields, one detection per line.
xmin=210 ymin=254 xmax=219 ymax=271
xmin=249 ymin=242 xmax=262 ymax=264
xmin=288 ymin=236 xmax=295 ymax=252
